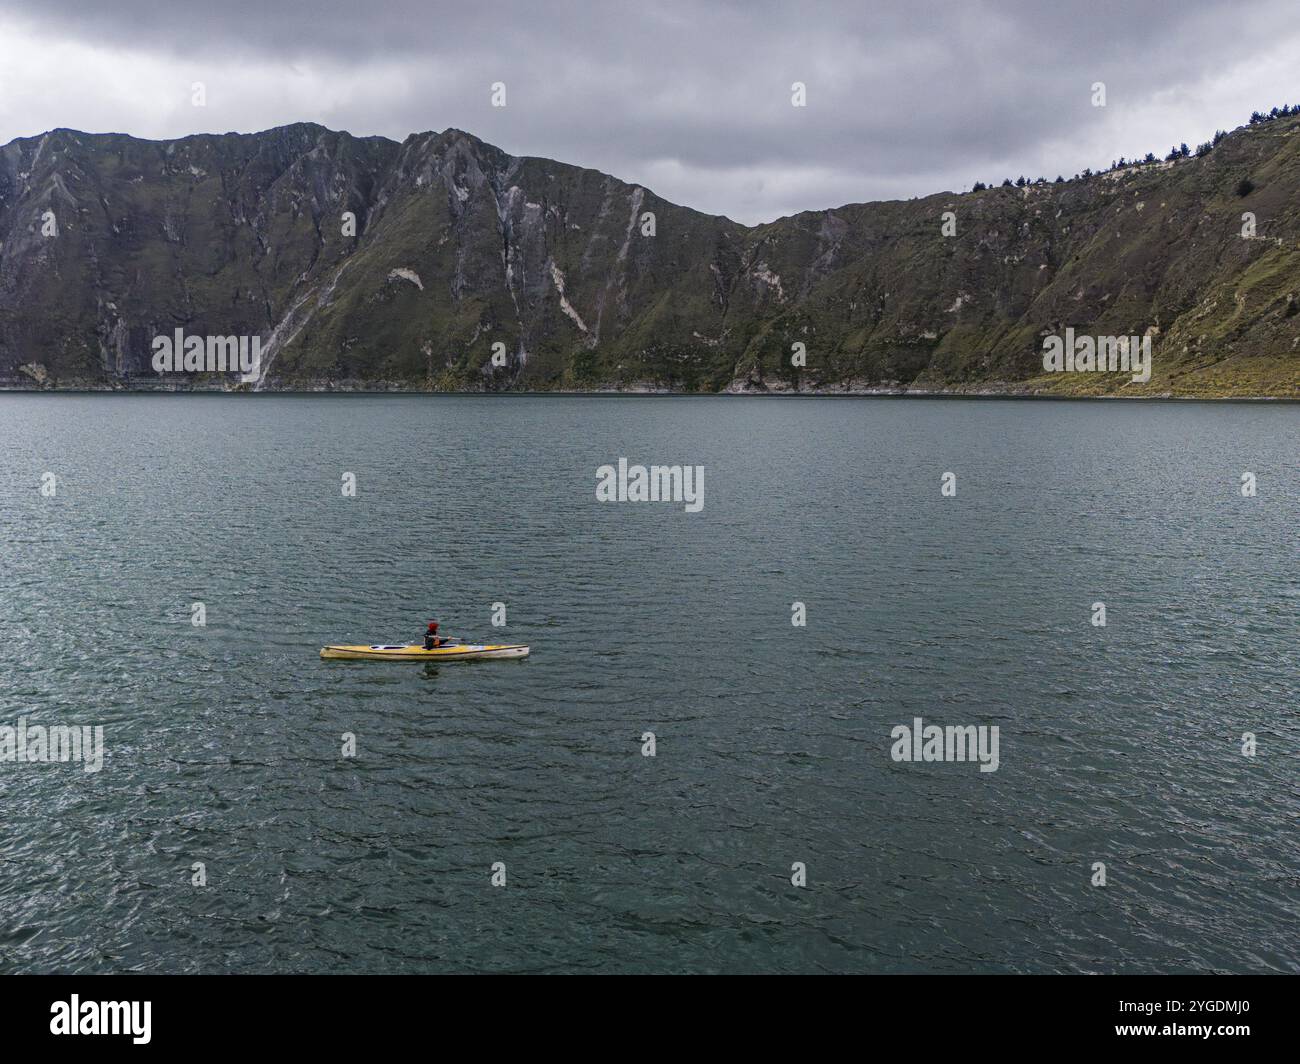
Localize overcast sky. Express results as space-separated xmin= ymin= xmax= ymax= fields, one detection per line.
xmin=0 ymin=0 xmax=1297 ymax=223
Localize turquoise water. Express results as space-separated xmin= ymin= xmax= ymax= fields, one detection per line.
xmin=0 ymin=394 xmax=1296 ymax=973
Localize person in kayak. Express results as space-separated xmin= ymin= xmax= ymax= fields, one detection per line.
xmin=423 ymin=621 xmax=443 ymax=650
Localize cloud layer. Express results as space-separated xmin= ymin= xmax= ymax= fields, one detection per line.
xmin=1 ymin=0 xmax=1297 ymax=223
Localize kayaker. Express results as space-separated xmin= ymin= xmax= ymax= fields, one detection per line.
xmin=423 ymin=621 xmax=443 ymax=649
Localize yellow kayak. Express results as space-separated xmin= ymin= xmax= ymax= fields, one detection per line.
xmin=320 ymin=642 xmax=529 ymax=662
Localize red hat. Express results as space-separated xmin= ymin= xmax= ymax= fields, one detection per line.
xmin=427 ymin=621 xmax=439 ymax=629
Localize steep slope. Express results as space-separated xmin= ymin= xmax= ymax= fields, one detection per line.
xmin=0 ymin=116 xmax=1297 ymax=396
xmin=0 ymin=124 xmax=397 ymax=383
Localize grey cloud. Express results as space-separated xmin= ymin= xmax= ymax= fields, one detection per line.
xmin=1 ymin=0 xmax=1296 ymax=222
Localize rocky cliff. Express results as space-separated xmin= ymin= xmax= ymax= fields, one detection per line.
xmin=1 ymin=115 xmax=1297 ymax=396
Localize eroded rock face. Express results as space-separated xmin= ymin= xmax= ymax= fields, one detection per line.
xmin=1 ymin=118 xmax=1297 ymax=396
xmin=17 ymin=361 xmax=48 ymax=386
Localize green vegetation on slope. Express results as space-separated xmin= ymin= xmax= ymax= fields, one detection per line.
xmin=0 ymin=113 xmax=1297 ymax=397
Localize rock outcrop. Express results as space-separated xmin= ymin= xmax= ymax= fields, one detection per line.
xmin=1 ymin=116 xmax=1297 ymax=396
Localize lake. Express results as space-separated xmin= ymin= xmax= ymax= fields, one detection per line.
xmin=0 ymin=394 xmax=1296 ymax=973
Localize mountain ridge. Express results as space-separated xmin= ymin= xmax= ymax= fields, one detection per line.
xmin=1 ymin=114 xmax=1297 ymax=396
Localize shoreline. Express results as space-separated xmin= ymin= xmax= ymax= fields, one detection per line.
xmin=0 ymin=384 xmax=1295 ymax=403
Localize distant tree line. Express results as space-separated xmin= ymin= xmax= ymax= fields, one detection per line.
xmin=970 ymin=103 xmax=1297 ymax=193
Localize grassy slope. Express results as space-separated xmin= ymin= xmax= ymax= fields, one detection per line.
xmin=0 ymin=116 xmax=1296 ymax=396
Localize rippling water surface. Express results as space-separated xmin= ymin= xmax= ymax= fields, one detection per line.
xmin=0 ymin=394 xmax=1296 ymax=973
